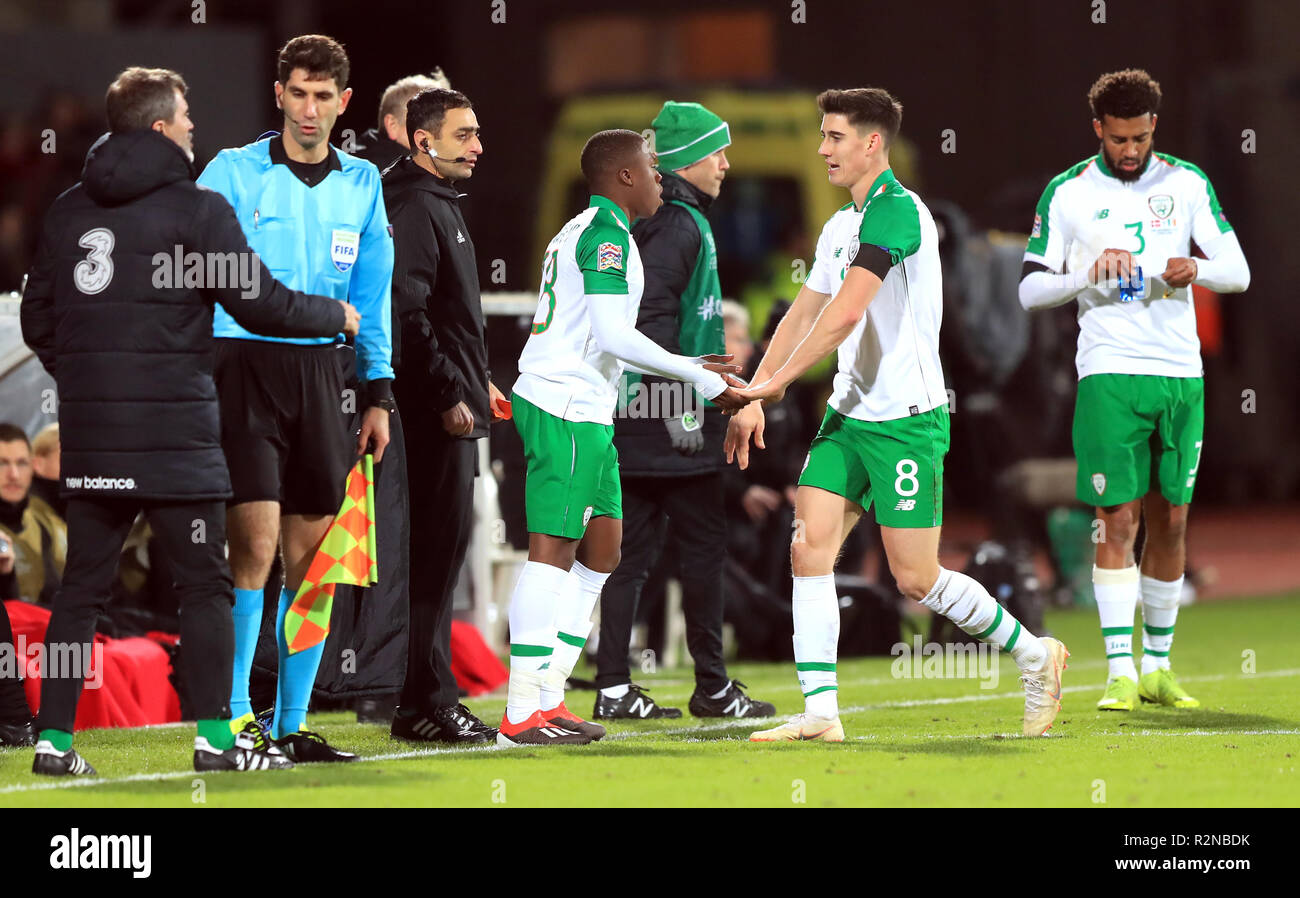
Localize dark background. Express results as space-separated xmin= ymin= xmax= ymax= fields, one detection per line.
xmin=2 ymin=0 xmax=1297 ymax=506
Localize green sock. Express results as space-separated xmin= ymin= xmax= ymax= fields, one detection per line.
xmin=39 ymin=728 xmax=73 ymax=752
xmin=197 ymin=719 xmax=235 ymax=750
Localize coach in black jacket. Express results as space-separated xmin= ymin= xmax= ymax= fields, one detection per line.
xmin=382 ymin=88 xmax=497 ymax=743
xmin=19 ymin=68 xmax=353 ymax=775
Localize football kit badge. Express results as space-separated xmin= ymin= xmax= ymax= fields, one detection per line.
xmin=331 ymin=229 xmax=360 ymax=273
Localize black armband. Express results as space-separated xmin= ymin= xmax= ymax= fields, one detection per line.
xmin=851 ymin=243 xmax=894 ymax=280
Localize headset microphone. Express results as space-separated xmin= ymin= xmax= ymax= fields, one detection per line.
xmin=424 ymin=143 xmax=468 ymax=164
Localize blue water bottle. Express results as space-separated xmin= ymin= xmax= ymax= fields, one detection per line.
xmin=1118 ymin=265 xmax=1144 ymax=303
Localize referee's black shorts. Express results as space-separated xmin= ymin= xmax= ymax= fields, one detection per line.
xmin=214 ymin=338 xmax=353 ymax=516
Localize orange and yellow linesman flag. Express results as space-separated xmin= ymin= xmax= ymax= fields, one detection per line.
xmin=284 ymin=454 xmax=378 ymax=654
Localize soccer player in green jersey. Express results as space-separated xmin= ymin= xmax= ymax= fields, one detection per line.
xmin=499 ymin=130 xmax=747 ymax=746
xmin=728 ymin=89 xmax=1069 ymax=741
xmin=1019 ymin=70 xmax=1250 ymax=711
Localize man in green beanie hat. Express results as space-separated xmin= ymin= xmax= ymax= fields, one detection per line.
xmin=595 ymin=101 xmax=777 ymax=721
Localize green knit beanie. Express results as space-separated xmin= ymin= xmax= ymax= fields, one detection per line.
xmin=652 ymin=101 xmax=731 ymax=171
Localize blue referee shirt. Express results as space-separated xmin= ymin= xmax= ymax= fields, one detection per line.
xmin=197 ymin=135 xmax=394 ymax=382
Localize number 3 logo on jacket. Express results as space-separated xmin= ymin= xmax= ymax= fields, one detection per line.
xmin=74 ymin=227 xmax=115 ymax=294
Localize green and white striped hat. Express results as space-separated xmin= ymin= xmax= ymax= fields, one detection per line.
xmin=652 ymin=101 xmax=731 ymax=171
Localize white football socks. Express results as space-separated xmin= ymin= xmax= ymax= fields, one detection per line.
xmin=1094 ymin=564 xmax=1140 ymax=680
xmin=1139 ymin=574 xmax=1182 ymax=674
xmin=920 ymin=567 xmax=1047 ymax=670
xmin=792 ymin=574 xmax=839 ymax=718
xmin=540 ymin=561 xmax=609 ymax=712
xmin=505 ymin=561 xmax=569 ymax=725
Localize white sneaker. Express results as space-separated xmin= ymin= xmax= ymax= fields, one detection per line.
xmin=749 ymin=713 xmax=844 ymax=743
xmin=1021 ymin=637 xmax=1069 ymax=736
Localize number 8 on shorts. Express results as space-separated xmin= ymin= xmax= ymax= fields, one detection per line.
xmin=798 ymin=405 xmax=950 ymax=528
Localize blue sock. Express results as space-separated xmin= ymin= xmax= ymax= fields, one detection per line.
xmin=272 ymin=586 xmax=324 ymax=739
xmin=230 ymin=587 xmax=263 ymax=719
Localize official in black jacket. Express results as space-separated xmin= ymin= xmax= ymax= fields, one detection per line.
xmin=353 ymin=72 xmax=448 ymax=174
xmin=19 ymin=67 xmax=354 ymax=776
xmin=382 ymin=88 xmax=499 ymax=743
xmin=596 ymin=101 xmax=775 ymax=720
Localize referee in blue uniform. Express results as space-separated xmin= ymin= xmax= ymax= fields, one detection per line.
xmin=198 ymin=35 xmax=394 ymax=762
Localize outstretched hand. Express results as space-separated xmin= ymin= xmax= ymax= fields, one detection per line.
xmin=698 ymin=353 xmax=743 ymax=377
xmin=734 ymin=377 xmax=787 ymax=406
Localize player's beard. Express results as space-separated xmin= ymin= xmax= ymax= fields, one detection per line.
xmin=1106 ymin=144 xmax=1151 ymax=182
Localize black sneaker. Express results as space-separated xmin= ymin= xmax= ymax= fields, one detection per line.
xmin=689 ymin=680 xmax=777 ymax=718
xmin=593 ymin=683 xmax=682 ymax=720
xmin=0 ymin=719 xmax=36 ymax=747
xmin=236 ymin=715 xmax=276 ymax=753
xmin=391 ymin=703 xmax=497 ymax=744
xmin=194 ymin=737 xmax=295 ymax=772
xmin=32 ymin=741 xmax=96 ymax=777
xmin=275 ymin=729 xmax=359 ymax=763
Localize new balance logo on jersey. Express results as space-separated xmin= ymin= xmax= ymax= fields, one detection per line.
xmin=894 ymin=499 xmax=916 ymax=511
xmin=1095 ymin=209 xmax=1110 ymax=220
xmin=628 ymin=697 xmax=655 ymax=718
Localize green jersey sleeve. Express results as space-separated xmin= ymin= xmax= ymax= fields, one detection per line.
xmin=857 ymin=193 xmax=922 ymax=266
xmin=576 ymin=213 xmax=631 ymax=295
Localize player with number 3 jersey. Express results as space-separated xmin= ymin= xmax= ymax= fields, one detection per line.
xmin=1019 ymin=70 xmax=1249 ymax=713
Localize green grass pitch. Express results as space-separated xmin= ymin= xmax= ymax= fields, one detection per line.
xmin=2 ymin=593 xmax=1296 ymax=807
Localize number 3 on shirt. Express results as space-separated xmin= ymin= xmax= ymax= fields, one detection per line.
xmin=1124 ymin=221 xmax=1145 ymax=255
xmin=531 ymin=249 xmax=559 ymax=335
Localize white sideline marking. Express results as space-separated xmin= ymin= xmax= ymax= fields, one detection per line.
xmin=2 ymin=668 xmax=1294 ymax=795
xmin=850 ymin=729 xmax=1300 ymax=742
xmin=602 ymin=667 xmax=1300 ymax=740
xmin=0 ymin=744 xmax=499 ymax=795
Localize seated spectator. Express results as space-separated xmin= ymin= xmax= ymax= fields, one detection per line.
xmin=0 ymin=541 xmax=36 ymax=743
xmin=0 ymin=422 xmax=66 ymax=605
xmin=29 ymin=423 xmax=64 ymax=517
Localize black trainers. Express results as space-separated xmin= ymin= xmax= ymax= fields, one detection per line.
xmin=593 ymin=683 xmax=682 ymax=720
xmin=236 ymin=715 xmax=277 ymax=753
xmin=0 ymin=719 xmax=36 ymax=747
xmin=689 ymin=680 xmax=777 ymax=718
xmin=275 ymin=729 xmax=359 ymax=763
xmin=32 ymin=741 xmax=96 ymax=777
xmin=194 ymin=737 xmax=295 ymax=772
xmin=391 ymin=703 xmax=497 ymax=744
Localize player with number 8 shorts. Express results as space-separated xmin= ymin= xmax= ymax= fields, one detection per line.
xmin=727 ymin=88 xmax=1069 ymax=742
xmin=1019 ymin=70 xmax=1249 ymax=713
